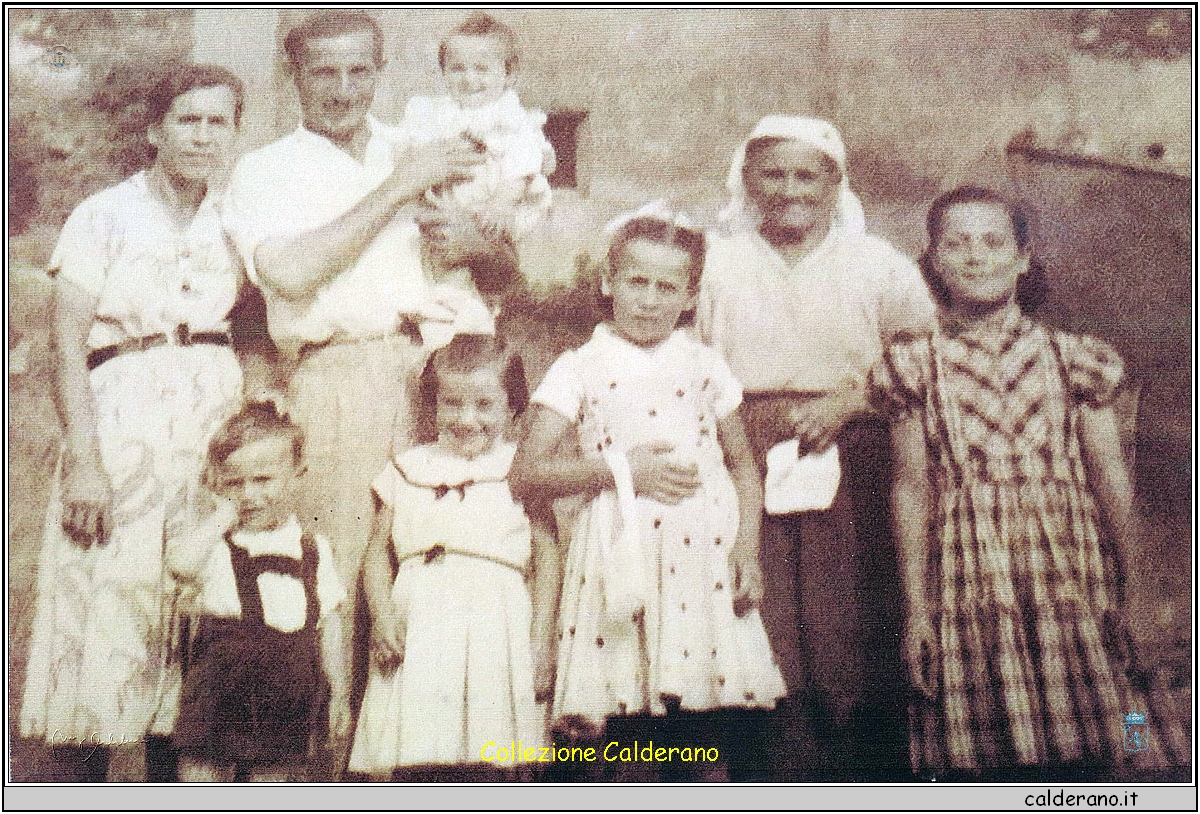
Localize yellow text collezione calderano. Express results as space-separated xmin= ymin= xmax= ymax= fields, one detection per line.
xmin=480 ymin=740 xmax=720 ymax=764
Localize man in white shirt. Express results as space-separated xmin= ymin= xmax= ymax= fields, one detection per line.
xmin=222 ymin=11 xmax=485 ymax=746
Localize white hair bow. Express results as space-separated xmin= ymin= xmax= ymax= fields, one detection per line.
xmin=604 ymin=200 xmax=697 ymax=235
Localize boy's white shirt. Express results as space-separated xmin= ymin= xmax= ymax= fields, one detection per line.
xmin=168 ymin=513 xmax=346 ymax=634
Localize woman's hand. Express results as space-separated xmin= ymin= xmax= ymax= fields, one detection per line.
xmin=729 ymin=540 xmax=764 ymax=618
xmin=369 ymin=604 xmax=406 ymax=672
xmin=790 ymin=391 xmax=856 ymax=455
xmin=60 ymin=444 xmax=112 ymax=547
xmin=903 ymin=608 xmax=938 ymax=700
xmin=627 ymin=442 xmax=700 ymax=505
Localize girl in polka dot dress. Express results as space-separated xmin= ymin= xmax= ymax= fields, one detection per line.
xmin=511 ymin=204 xmax=785 ymax=780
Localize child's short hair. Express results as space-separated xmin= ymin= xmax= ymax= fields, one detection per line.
xmin=207 ymin=399 xmax=305 ymax=470
xmin=919 ymin=185 xmax=1048 ymax=314
xmin=415 ymin=333 xmax=529 ymax=444
xmin=438 ymin=12 xmax=519 ymax=74
xmin=598 ymin=216 xmax=706 ymax=325
xmin=284 ymin=10 xmax=385 ymax=71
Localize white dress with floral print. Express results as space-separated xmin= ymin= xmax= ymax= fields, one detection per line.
xmin=20 ymin=172 xmax=243 ymax=745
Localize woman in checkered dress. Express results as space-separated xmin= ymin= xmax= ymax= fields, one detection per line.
xmin=868 ymin=186 xmax=1173 ymax=778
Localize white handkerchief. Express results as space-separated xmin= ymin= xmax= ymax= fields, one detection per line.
xmin=599 ymin=451 xmax=646 ymax=622
xmin=764 ymin=441 xmax=841 ymax=514
xmin=415 ymin=286 xmax=496 ymax=351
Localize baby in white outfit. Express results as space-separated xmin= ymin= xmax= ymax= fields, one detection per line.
xmin=395 ymin=12 xmax=555 ymax=241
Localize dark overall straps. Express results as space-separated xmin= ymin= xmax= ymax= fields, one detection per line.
xmin=225 ymin=530 xmax=320 ymax=636
xmin=218 ymin=529 xmax=322 ymax=764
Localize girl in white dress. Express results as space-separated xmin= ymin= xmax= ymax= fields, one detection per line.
xmin=511 ymin=205 xmax=785 ymax=781
xmin=349 ymin=334 xmax=548 ymax=780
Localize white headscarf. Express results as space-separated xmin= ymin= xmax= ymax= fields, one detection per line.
xmin=720 ymin=114 xmax=866 ymax=234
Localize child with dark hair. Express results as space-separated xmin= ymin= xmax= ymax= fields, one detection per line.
xmin=917 ymin=185 xmax=1049 ymax=315
xmin=168 ymin=400 xmax=349 ymax=782
xmin=511 ymin=203 xmax=784 ymax=781
xmin=870 ymin=185 xmax=1182 ymax=778
xmin=395 ymin=11 xmax=555 ymax=241
xmin=349 ymin=334 xmax=551 ymax=779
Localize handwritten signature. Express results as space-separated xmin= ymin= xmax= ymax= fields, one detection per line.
xmin=52 ymin=729 xmax=138 ymax=760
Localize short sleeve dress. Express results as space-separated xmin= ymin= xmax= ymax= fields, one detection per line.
xmin=19 ymin=172 xmax=243 ymax=746
xmin=534 ymin=325 xmax=785 ymax=726
xmin=868 ymin=306 xmax=1181 ymax=772
xmin=348 ymin=442 xmax=542 ymax=772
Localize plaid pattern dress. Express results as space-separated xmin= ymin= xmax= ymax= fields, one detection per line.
xmin=869 ymin=306 xmax=1145 ymax=773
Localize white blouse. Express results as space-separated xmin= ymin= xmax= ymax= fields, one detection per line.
xmin=698 ymin=226 xmax=936 ymax=394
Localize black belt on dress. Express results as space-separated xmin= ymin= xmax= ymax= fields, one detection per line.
xmin=86 ymin=325 xmax=230 ymax=371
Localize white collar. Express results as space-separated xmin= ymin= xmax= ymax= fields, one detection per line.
xmin=395 ymin=442 xmax=516 ymax=488
xmin=230 ymin=515 xmax=303 ymax=552
xmin=294 ymin=115 xmax=393 ymax=164
xmin=592 ymin=323 xmax=692 ymax=361
xmin=132 ymin=170 xmax=222 ymax=226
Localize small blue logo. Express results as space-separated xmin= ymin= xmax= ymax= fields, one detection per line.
xmin=49 ymin=44 xmax=70 ymax=69
xmin=1122 ymin=711 xmax=1149 ymax=752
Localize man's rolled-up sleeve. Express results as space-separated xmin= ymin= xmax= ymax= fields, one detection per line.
xmin=221 ymin=155 xmax=308 ymax=289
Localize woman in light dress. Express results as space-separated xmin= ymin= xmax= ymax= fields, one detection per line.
xmin=19 ymin=65 xmax=247 ymax=782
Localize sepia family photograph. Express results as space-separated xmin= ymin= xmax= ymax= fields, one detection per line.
xmin=6 ymin=6 xmax=1193 ymax=791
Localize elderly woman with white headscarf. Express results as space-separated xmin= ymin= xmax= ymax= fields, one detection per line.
xmin=698 ymin=116 xmax=935 ymax=780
